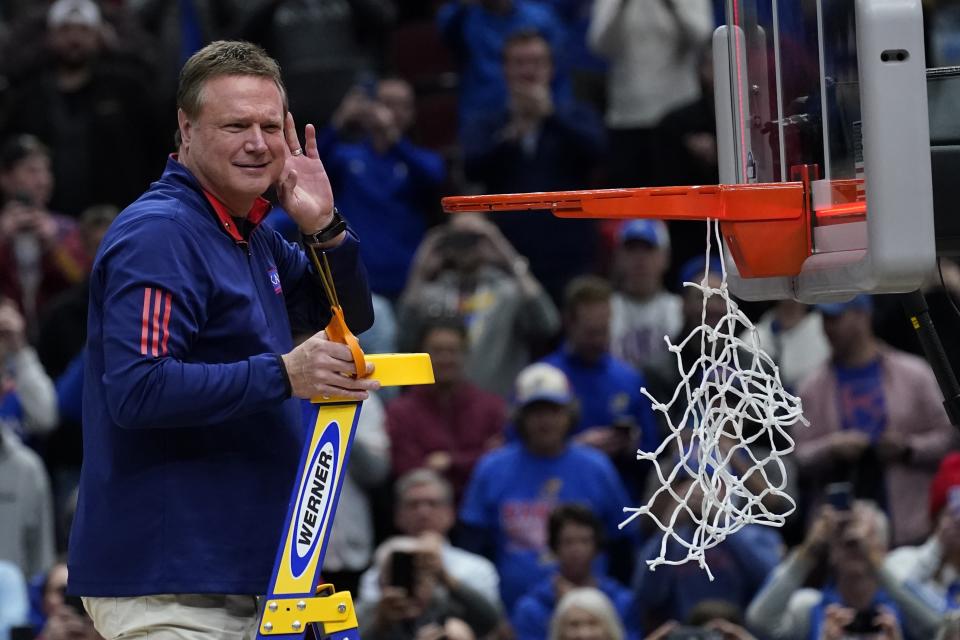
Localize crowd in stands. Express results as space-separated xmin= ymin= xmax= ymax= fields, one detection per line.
xmin=4 ymin=1 xmax=960 ymax=639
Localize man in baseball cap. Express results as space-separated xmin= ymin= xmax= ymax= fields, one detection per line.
xmin=514 ymin=361 xmax=575 ymax=408
xmin=610 ymin=220 xmax=682 ymax=371
xmin=458 ymin=362 xmax=632 ymax=611
xmin=885 ymin=453 xmax=960 ymax=615
xmin=796 ymin=292 xmax=954 ymax=547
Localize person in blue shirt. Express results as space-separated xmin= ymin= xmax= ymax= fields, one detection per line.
xmin=512 ymin=503 xmax=635 ymax=640
xmin=438 ymin=0 xmax=570 ymax=131
xmin=633 ymin=516 xmax=780 ymax=634
xmin=542 ymin=276 xmax=659 ymax=501
xmin=318 ymin=77 xmax=446 ymax=300
xmin=795 ymin=294 xmax=955 ymax=548
xmin=462 ymin=29 xmax=605 ymax=304
xmin=746 ymin=501 xmax=937 ymax=640
xmin=68 ymin=41 xmax=380 ymax=638
xmin=459 ymin=362 xmax=633 ymax=613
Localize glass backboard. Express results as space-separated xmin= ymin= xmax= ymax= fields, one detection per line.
xmin=716 ymin=0 xmax=936 ymax=302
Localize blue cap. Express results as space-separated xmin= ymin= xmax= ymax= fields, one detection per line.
xmin=815 ymin=294 xmax=873 ymax=317
xmin=677 ymin=255 xmax=723 ymax=288
xmin=619 ymin=220 xmax=670 ymax=249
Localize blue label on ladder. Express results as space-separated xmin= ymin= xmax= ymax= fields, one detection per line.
xmin=290 ymin=421 xmax=340 ymax=579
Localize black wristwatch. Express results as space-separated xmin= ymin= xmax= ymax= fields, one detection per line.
xmin=301 ymin=207 xmax=347 ymax=246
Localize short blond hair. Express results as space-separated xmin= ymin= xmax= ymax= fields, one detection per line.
xmin=549 ymin=588 xmax=624 ymax=640
xmin=177 ymin=40 xmax=287 ymax=119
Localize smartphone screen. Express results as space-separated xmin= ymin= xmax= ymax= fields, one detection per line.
xmin=10 ymin=626 xmax=36 ymax=640
xmin=844 ymin=607 xmax=882 ymax=633
xmin=389 ymin=550 xmax=416 ymax=592
xmin=826 ymin=481 xmax=853 ymax=511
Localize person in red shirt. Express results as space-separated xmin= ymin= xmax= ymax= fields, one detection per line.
xmin=0 ymin=134 xmax=90 ymax=328
xmin=386 ymin=316 xmax=507 ymax=504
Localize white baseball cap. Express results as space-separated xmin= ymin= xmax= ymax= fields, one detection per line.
xmin=514 ymin=363 xmax=573 ymax=407
xmin=48 ymin=0 xmax=102 ymax=29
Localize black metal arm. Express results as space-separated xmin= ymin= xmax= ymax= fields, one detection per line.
xmin=901 ymin=289 xmax=960 ymax=427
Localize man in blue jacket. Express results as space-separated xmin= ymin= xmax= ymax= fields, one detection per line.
xmin=67 ymin=41 xmax=380 ymax=638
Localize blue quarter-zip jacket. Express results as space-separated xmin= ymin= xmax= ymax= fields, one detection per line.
xmin=68 ymin=157 xmax=373 ymax=596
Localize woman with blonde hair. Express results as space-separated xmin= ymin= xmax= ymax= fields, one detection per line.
xmin=549 ymin=587 xmax=626 ymax=640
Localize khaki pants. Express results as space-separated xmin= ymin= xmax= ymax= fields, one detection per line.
xmin=82 ymin=595 xmax=260 ymax=640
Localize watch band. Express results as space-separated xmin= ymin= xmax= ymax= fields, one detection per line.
xmin=302 ymin=207 xmax=346 ymax=246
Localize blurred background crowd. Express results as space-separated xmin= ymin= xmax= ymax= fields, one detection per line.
xmin=4 ymin=0 xmax=960 ymax=639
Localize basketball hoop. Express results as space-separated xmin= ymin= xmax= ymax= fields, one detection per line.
xmin=440 ymin=0 xmax=936 ymax=576
xmin=443 ymin=182 xmax=812 ymax=577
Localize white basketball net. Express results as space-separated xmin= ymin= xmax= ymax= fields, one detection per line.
xmin=620 ymin=220 xmax=808 ymax=580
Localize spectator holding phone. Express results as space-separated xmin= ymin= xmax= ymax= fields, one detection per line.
xmin=886 ymin=453 xmax=960 ymax=618
xmin=795 ymin=295 xmax=956 ymax=547
xmin=746 ymin=500 xmax=939 ymax=640
xmin=398 ymin=215 xmax=559 ymax=397
xmin=357 ymin=536 xmax=501 ymax=640
xmin=437 ymin=0 xmax=568 ymax=132
xmin=317 ymin=78 xmax=446 ymax=300
xmin=35 ymin=562 xmax=103 ymax=640
xmin=0 ymin=134 xmax=89 ymax=327
xmin=357 ymin=469 xmax=502 ymax=610
xmin=818 ymin=604 xmax=902 ymax=640
xmin=644 ymin=599 xmax=757 ymax=640
xmin=461 ymin=29 xmax=605 ymax=304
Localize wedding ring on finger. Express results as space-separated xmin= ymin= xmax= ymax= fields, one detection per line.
xmin=291 ymin=148 xmax=303 ymax=156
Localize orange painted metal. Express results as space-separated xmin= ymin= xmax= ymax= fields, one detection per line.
xmin=307 ymin=248 xmax=367 ymax=378
xmin=441 ymin=181 xmax=867 ymax=279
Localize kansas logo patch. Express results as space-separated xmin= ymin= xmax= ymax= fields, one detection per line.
xmin=267 ymin=266 xmax=282 ymax=295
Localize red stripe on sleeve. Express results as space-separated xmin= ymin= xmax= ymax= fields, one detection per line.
xmin=161 ymin=292 xmax=172 ymax=355
xmin=151 ymin=289 xmax=162 ymax=357
xmin=141 ymin=288 xmax=152 ymax=355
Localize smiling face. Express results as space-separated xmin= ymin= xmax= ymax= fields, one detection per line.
xmin=177 ymin=74 xmax=287 ymax=214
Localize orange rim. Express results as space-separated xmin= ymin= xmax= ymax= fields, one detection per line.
xmin=441 ymin=181 xmax=867 ymax=279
